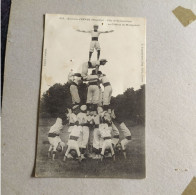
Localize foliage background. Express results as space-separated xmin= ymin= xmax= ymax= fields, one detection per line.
xmin=39 ymin=83 xmax=145 ymax=125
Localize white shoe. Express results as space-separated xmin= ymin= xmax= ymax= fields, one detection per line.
xmin=87 ymin=153 xmax=93 ymax=158
xmin=81 ymin=154 xmax=86 ymax=160
xmin=92 ymin=155 xmax=100 ymax=159
xmin=105 ymin=153 xmax=112 ymax=158
xmin=67 ymin=153 xmax=73 ymax=159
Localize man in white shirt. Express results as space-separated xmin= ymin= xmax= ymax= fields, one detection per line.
xmin=117 ymin=122 xmax=132 ymax=159
xmin=63 ymin=124 xmax=82 ymax=162
xmin=76 ymin=25 xmax=114 ymax=61
xmin=111 ymin=122 xmax=120 ymax=148
xmin=86 ymin=72 xmax=100 ymax=116
xmin=81 ymin=59 xmax=107 ymax=78
xmin=92 ymin=113 xmax=102 ymax=159
xmin=69 ymin=73 xmax=82 ymax=106
xmin=77 ymin=105 xmax=90 ymax=159
xmin=98 ymin=71 xmax=112 ymax=113
xmin=99 ymin=112 xmax=115 ymax=162
xmin=48 ymin=118 xmax=65 ymax=160
xmin=67 ymin=107 xmax=78 ymax=137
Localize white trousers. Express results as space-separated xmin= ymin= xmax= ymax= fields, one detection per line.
xmin=65 ymin=140 xmax=81 ymax=157
xmin=48 ymin=136 xmax=65 ymax=152
xmin=87 ymin=85 xmax=99 ymax=104
xmin=121 ymin=138 xmax=131 ymax=150
xmin=77 ymin=126 xmax=89 ymax=148
xmin=101 ymin=139 xmax=114 ymax=156
xmin=93 ymin=128 xmax=104 ymax=149
xmin=103 ymin=85 xmax=112 ymax=105
xmin=90 ymin=41 xmax=101 ymax=52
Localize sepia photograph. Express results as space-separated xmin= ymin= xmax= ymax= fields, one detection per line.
xmin=35 ymin=14 xmax=146 ymax=178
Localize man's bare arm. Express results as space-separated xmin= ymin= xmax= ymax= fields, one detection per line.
xmin=100 ymin=30 xmax=114 ymax=33
xmin=76 ymin=29 xmax=91 ymax=33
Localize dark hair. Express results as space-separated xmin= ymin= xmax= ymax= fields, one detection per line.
xmin=92 ymin=70 xmax=96 ymax=75
xmin=73 ymin=106 xmax=80 ymax=115
xmin=100 ymin=61 xmax=107 ymax=65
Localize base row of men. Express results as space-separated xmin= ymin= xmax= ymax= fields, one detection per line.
xmin=47 ymin=105 xmax=131 ymax=162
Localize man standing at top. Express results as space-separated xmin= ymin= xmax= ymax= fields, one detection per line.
xmin=76 ymin=25 xmax=114 ymax=61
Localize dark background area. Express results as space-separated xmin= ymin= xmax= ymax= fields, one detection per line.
xmin=1 ymin=0 xmax=11 ymax=101
xmin=40 ymin=83 xmax=145 ymax=125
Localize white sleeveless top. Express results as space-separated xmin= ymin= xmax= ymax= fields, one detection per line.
xmin=91 ymin=30 xmax=101 ymax=38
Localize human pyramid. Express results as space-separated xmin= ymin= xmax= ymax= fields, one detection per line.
xmin=47 ymin=25 xmax=132 ymax=162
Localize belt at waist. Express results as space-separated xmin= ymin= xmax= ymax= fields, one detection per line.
xmin=92 ymin=37 xmax=98 ymax=41
xmin=69 ymin=136 xmax=79 ymax=141
xmin=89 ymin=82 xmax=98 ymax=85
xmin=126 ymin=136 xmax=131 ymax=140
xmin=108 ymin=123 xmax=112 ymax=127
xmin=94 ymin=124 xmax=99 ymax=128
xmin=78 ymin=123 xmax=90 ymax=127
xmin=104 ymin=137 xmax=112 ymax=140
xmin=103 ymin=82 xmax=111 ymax=87
xmin=48 ymin=133 xmax=59 ymax=138
xmin=113 ymin=135 xmax=119 ymax=138
xmin=69 ymin=123 xmax=75 ymax=126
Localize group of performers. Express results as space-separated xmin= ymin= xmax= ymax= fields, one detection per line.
xmin=47 ymin=25 xmax=132 ymax=162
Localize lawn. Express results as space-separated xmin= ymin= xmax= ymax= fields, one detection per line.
xmin=35 ymin=118 xmax=145 ymax=178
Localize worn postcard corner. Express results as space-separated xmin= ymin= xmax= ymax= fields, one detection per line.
xmin=172 ymin=6 xmax=196 ymax=27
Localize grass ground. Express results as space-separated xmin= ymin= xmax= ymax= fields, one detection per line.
xmin=35 ymin=118 xmax=145 ymax=178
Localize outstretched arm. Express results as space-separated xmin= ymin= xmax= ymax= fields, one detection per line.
xmin=100 ymin=30 xmax=114 ymax=33
xmin=76 ymin=29 xmax=91 ymax=33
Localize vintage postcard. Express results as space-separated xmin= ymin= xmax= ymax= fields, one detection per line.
xmin=35 ymin=14 xmax=146 ymax=178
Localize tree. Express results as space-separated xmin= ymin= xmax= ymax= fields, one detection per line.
xmin=39 ymin=82 xmax=145 ymax=125
xmin=40 ymin=83 xmax=72 ymax=117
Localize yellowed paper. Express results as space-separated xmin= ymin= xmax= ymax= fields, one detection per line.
xmin=35 ymin=14 xmax=146 ymax=178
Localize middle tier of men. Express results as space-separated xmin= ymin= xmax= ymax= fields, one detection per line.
xmin=68 ymin=58 xmax=111 ymax=116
